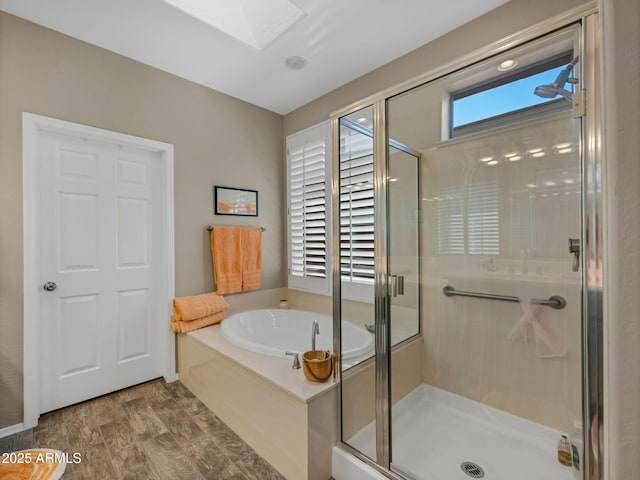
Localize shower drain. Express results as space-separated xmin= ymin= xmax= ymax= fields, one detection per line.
xmin=460 ymin=461 xmax=485 ymax=478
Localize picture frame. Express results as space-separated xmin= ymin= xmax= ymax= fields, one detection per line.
xmin=214 ymin=186 xmax=258 ymax=216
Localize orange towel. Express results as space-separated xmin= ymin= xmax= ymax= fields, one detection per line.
xmin=210 ymin=226 xmax=262 ymax=294
xmin=170 ymin=311 xmax=226 ymax=333
xmin=211 ymin=227 xmax=243 ymax=294
xmin=0 ymin=449 xmax=66 ymax=480
xmin=171 ymin=292 xmax=229 ymax=322
xmin=241 ymin=227 xmax=262 ymax=291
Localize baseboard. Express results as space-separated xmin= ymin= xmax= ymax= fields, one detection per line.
xmin=0 ymin=423 xmax=26 ymax=439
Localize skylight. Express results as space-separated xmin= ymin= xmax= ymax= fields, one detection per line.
xmin=162 ymin=0 xmax=306 ymax=50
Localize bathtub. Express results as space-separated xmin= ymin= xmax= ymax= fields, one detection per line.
xmin=178 ymin=305 xmax=420 ymax=480
xmin=220 ymin=309 xmax=374 ymax=361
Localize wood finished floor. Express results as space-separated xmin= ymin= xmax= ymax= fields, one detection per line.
xmin=0 ymin=379 xmax=287 ymax=480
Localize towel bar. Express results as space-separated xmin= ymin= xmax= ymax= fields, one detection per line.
xmin=206 ymin=225 xmax=266 ymax=232
xmin=442 ymin=285 xmax=566 ymax=310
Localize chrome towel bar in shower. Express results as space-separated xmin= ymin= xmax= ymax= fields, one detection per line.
xmin=442 ymin=285 xmax=566 ymax=310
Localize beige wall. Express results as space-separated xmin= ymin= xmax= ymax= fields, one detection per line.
xmin=0 ymin=12 xmax=284 ymax=428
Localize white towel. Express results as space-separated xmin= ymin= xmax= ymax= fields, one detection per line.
xmin=508 ymin=297 xmax=565 ymax=358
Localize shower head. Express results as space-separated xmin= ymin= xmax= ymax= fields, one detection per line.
xmin=533 ymin=57 xmax=579 ymax=100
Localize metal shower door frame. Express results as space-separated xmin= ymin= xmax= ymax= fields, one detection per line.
xmin=331 ymin=5 xmax=603 ymax=480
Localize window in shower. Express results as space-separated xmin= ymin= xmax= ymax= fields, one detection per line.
xmin=450 ymin=51 xmax=574 ymax=138
xmin=286 ymin=121 xmax=331 ymax=294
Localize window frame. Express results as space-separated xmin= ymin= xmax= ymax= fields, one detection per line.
xmin=449 ymin=52 xmax=574 ymax=138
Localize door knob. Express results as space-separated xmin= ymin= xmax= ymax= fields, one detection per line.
xmin=43 ymin=282 xmax=57 ymax=291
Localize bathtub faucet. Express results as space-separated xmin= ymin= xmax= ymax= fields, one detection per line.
xmin=311 ymin=320 xmax=320 ymax=350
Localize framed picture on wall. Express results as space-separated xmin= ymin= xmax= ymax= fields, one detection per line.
xmin=214 ymin=186 xmax=258 ymax=216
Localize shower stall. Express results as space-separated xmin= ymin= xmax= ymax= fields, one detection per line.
xmin=332 ymin=12 xmax=602 ymax=480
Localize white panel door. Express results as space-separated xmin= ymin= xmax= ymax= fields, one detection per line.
xmin=38 ymin=131 xmax=163 ymax=412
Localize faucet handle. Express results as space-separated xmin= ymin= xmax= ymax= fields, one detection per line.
xmin=285 ymin=351 xmax=301 ymax=369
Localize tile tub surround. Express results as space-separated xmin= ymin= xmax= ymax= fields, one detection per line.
xmin=178 ymin=326 xmax=338 ymax=480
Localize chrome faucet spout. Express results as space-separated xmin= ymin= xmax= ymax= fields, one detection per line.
xmin=311 ymin=320 xmax=320 ymax=351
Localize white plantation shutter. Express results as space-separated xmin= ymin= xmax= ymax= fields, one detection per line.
xmin=285 ymin=119 xmax=382 ymax=302
xmin=287 ymin=122 xmax=331 ymax=294
xmin=339 ymin=127 xmax=375 ymax=286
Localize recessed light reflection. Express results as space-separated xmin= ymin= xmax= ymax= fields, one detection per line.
xmin=498 ymin=59 xmax=518 ymax=71
xmin=504 ymin=152 xmax=519 ymax=158
xmin=557 ymin=147 xmax=573 ymax=154
xmin=554 ymin=143 xmax=572 ymax=149
xmin=486 ymin=160 xmax=499 ymax=166
xmin=531 ymin=152 xmax=546 ymax=158
xmin=480 ymin=156 xmax=494 ymax=163
xmin=564 ymin=179 xmax=576 ymax=184
xmin=357 ymin=117 xmax=367 ymax=123
xmin=526 ymin=183 xmax=536 ymax=188
xmin=507 ymin=155 xmax=522 ymax=161
xmin=544 ymin=181 xmax=556 ymax=187
xmin=388 ymin=178 xmax=398 ymax=182
xmin=527 ymin=148 xmax=543 ymax=154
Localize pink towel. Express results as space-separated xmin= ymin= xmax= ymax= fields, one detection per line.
xmin=508 ymin=297 xmax=565 ymax=358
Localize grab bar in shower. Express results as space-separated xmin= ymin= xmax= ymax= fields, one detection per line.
xmin=442 ymin=285 xmax=566 ymax=310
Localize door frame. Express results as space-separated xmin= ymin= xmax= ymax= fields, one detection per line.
xmin=22 ymin=112 xmax=176 ymax=428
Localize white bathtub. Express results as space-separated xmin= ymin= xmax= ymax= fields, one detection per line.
xmin=221 ymin=309 xmax=374 ymax=361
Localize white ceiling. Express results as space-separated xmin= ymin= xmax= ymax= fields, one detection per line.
xmin=0 ymin=0 xmax=508 ymax=115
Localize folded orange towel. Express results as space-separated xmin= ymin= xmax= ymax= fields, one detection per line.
xmin=211 ymin=227 xmax=243 ymax=294
xmin=171 ymin=292 xmax=229 ymax=322
xmin=170 ymin=311 xmax=226 ymax=333
xmin=241 ymin=227 xmax=262 ymax=291
xmin=0 ymin=449 xmax=66 ymax=480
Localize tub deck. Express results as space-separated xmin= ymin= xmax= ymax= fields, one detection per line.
xmin=178 ymin=324 xmax=338 ymax=480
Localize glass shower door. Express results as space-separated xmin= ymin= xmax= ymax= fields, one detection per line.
xmin=387 ymin=144 xmax=422 ymax=478
xmin=337 ymin=101 xmax=423 ymax=471
xmin=334 ymin=18 xmax=601 ymax=480
xmin=385 ymin=26 xmax=583 ymax=480
xmin=338 ymin=105 xmax=378 ymax=462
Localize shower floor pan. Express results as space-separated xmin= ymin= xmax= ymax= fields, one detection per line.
xmin=345 ymin=384 xmax=575 ymax=480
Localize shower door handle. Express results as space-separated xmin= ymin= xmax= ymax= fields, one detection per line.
xmin=390 ymin=275 xmax=405 ymax=297
xmin=568 ymin=238 xmax=580 ymax=272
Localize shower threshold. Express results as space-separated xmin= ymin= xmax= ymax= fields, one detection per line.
xmin=345 ymin=384 xmax=575 ymax=480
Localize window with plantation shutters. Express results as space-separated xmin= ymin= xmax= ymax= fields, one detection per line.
xmin=286 ymin=122 xmax=331 ymax=294
xmin=436 ymin=181 xmax=499 ymax=255
xmin=339 ymin=120 xmax=375 ymax=302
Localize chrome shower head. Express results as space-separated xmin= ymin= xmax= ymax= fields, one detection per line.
xmin=533 ymin=84 xmax=563 ymax=98
xmin=533 ymin=57 xmax=579 ymax=100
